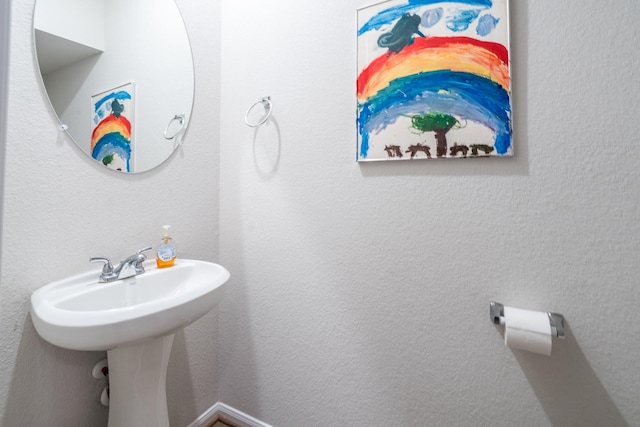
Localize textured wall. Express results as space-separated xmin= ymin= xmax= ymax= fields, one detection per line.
xmin=0 ymin=1 xmax=221 ymax=426
xmin=218 ymin=1 xmax=640 ymax=426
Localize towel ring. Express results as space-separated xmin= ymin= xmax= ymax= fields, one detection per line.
xmin=164 ymin=114 xmax=185 ymax=140
xmin=244 ymin=96 xmax=272 ymax=127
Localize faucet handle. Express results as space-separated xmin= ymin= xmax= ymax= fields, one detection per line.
xmin=137 ymin=246 xmax=153 ymax=257
xmin=132 ymin=246 xmax=153 ymax=273
xmin=90 ymin=257 xmax=116 ymax=282
xmin=135 ymin=246 xmax=153 ymax=263
xmin=90 ymin=257 xmax=113 ymax=272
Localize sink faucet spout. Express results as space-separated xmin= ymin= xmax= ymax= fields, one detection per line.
xmin=91 ymin=246 xmax=153 ymax=282
xmin=117 ymin=246 xmax=153 ymax=280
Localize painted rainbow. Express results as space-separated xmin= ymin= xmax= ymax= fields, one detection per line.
xmin=91 ymin=88 xmax=133 ymax=172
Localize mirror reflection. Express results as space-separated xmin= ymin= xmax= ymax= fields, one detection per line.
xmin=33 ymin=0 xmax=194 ymax=173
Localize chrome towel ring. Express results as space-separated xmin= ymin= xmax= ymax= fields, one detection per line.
xmin=164 ymin=114 xmax=186 ymax=143
xmin=245 ymin=96 xmax=272 ymax=127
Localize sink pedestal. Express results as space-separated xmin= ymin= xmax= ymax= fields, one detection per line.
xmin=107 ymin=334 xmax=175 ymax=427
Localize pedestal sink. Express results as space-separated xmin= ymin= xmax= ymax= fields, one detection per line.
xmin=30 ymin=259 xmax=230 ymax=427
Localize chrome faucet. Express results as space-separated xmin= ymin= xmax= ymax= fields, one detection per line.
xmin=90 ymin=246 xmax=153 ymax=282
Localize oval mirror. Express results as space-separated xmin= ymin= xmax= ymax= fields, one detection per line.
xmin=33 ymin=0 xmax=194 ymax=173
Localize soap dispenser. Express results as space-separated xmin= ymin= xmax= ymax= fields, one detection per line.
xmin=156 ymin=225 xmax=176 ymax=268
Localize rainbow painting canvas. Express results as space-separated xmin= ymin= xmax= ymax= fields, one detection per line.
xmin=91 ymin=83 xmax=134 ymax=172
xmin=357 ymin=0 xmax=512 ymax=161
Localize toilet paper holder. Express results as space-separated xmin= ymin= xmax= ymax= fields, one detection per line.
xmin=490 ymin=301 xmax=565 ymax=339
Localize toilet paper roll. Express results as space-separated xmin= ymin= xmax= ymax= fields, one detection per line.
xmin=503 ymin=306 xmax=552 ymax=356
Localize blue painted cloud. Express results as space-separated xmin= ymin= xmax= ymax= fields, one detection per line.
xmin=422 ymin=7 xmax=443 ymax=28
xmin=446 ymin=9 xmax=482 ymax=32
xmin=476 ymin=14 xmax=500 ymax=36
xmin=358 ymin=0 xmax=493 ymax=35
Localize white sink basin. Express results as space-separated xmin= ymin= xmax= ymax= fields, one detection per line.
xmin=31 ymin=258 xmax=230 ymax=351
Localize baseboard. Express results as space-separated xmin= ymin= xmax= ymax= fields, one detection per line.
xmin=188 ymin=401 xmax=273 ymax=427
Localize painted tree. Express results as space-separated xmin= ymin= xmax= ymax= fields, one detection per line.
xmin=411 ymin=112 xmax=459 ymax=157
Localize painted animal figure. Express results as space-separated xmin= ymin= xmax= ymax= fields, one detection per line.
xmin=111 ymin=99 xmax=124 ymax=118
xmin=449 ymin=143 xmax=469 ymax=157
xmin=384 ymin=145 xmax=403 ymax=158
xmin=470 ymin=144 xmax=495 ymax=156
xmin=405 ymin=143 xmax=432 ymax=159
xmin=377 ymin=13 xmax=425 ymax=54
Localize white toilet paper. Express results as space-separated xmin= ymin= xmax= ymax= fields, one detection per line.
xmin=503 ymin=306 xmax=552 ymax=356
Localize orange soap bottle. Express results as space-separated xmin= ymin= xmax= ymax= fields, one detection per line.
xmin=156 ymin=225 xmax=176 ymax=268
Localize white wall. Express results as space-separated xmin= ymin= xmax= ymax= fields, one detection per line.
xmin=34 ymin=0 xmax=105 ymax=51
xmin=218 ymin=1 xmax=640 ymax=426
xmin=0 ymin=0 xmax=220 ymax=425
xmin=0 ymin=0 xmax=10 ymax=287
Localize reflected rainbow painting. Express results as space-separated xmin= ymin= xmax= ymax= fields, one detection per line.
xmin=357 ymin=0 xmax=512 ymax=161
xmin=91 ymin=83 xmax=134 ymax=172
